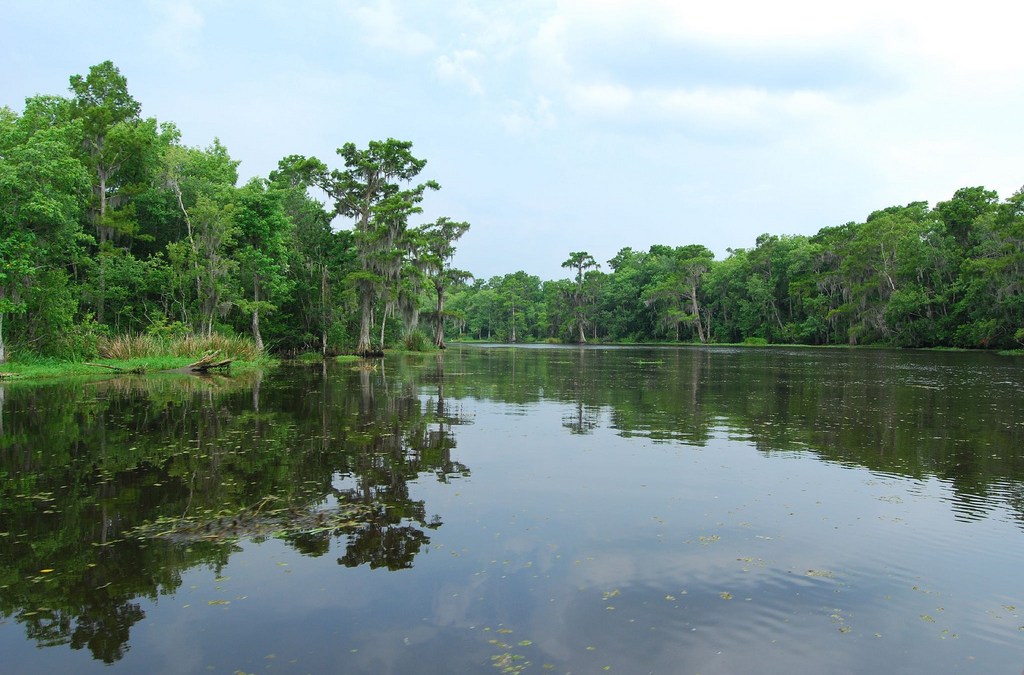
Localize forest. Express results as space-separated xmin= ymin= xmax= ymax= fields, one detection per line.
xmin=2 ymin=61 xmax=1023 ymax=362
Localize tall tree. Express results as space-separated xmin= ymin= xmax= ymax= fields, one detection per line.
xmin=418 ymin=217 xmax=471 ymax=348
xmin=0 ymin=102 xmax=90 ymax=362
xmin=561 ymin=251 xmax=599 ymax=343
xmin=232 ymin=178 xmax=293 ymax=351
xmin=269 ymin=155 xmax=348 ymax=356
xmin=496 ymin=272 xmax=541 ymax=342
xmin=69 ymin=61 xmax=142 ymax=243
xmin=321 ymin=139 xmax=438 ymax=356
xmin=159 ymin=139 xmax=239 ymax=335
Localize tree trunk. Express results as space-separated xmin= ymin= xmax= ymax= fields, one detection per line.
xmin=0 ymin=310 xmax=5 ymax=364
xmin=510 ymin=302 xmax=517 ymax=343
xmin=252 ymin=308 xmax=263 ymax=351
xmin=172 ymin=179 xmax=203 ymax=301
xmin=320 ymin=263 xmax=329 ymax=357
xmin=691 ymin=284 xmax=706 ymax=343
xmin=251 ymin=277 xmax=264 ymax=352
xmin=95 ymin=163 xmax=117 ymax=245
xmin=434 ymin=284 xmax=446 ymax=349
xmin=356 ymin=292 xmax=373 ymax=356
xmin=96 ymin=254 xmax=106 ymax=325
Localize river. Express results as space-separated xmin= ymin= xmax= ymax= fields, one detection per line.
xmin=0 ymin=345 xmax=1021 ymax=673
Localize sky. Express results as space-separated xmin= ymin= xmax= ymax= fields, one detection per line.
xmin=3 ymin=1 xmax=1024 ymax=281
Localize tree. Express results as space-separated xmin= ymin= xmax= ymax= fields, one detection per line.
xmin=951 ymin=187 xmax=1024 ymax=347
xmin=269 ymin=155 xmax=349 ymax=356
xmin=496 ymin=272 xmax=541 ymax=342
xmin=69 ymin=61 xmax=143 ymax=244
xmin=418 ymin=217 xmax=471 ymax=348
xmin=935 ymin=186 xmax=998 ymax=249
xmin=159 ymin=139 xmax=240 ymax=336
xmin=642 ymin=245 xmax=714 ymax=343
xmin=598 ymin=247 xmax=658 ymax=341
xmin=0 ymin=103 xmax=90 ymax=362
xmin=561 ymin=251 xmax=600 ymax=343
xmin=321 ymin=140 xmax=439 ymax=356
xmin=232 ymin=178 xmax=293 ymax=351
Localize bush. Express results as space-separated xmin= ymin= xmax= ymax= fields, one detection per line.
xmin=402 ymin=331 xmax=430 ymax=352
xmin=742 ymin=336 xmax=769 ymax=346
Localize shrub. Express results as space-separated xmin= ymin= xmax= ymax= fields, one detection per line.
xmin=402 ymin=331 xmax=430 ymax=352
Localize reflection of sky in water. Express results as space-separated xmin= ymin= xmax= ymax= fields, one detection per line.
xmin=2 ymin=349 xmax=1022 ymax=674
xmin=88 ymin=397 xmax=1019 ymax=674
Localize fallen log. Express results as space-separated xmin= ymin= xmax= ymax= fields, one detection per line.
xmin=185 ymin=351 xmax=233 ymax=372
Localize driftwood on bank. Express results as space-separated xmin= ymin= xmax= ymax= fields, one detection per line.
xmin=183 ymin=350 xmax=233 ymax=372
xmin=85 ymin=351 xmax=233 ymax=376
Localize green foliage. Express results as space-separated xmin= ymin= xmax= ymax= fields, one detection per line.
xmin=2 ymin=61 xmax=1022 ymax=358
xmin=449 ymin=184 xmax=1024 ymax=350
xmin=402 ymin=330 xmax=431 ymax=352
xmin=320 ymin=139 xmax=439 ymax=355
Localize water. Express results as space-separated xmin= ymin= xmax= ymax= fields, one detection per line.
xmin=0 ymin=345 xmax=1021 ymax=674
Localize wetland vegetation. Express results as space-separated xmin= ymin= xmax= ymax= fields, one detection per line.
xmin=3 ymin=61 xmax=1024 ymax=370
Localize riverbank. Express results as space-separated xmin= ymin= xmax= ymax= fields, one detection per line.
xmin=0 ymin=353 xmax=380 ymax=383
xmin=0 ymin=356 xmax=270 ymax=383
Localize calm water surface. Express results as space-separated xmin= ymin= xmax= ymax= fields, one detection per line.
xmin=1 ymin=345 xmax=1022 ymax=674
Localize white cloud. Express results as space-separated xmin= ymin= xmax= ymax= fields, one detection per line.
xmin=348 ymin=0 xmax=434 ymax=55
xmin=147 ymin=0 xmax=205 ymax=66
xmin=435 ymin=49 xmax=485 ymax=95
xmin=7 ymin=0 xmax=1024 ymax=280
xmin=499 ymin=95 xmax=556 ymax=135
xmin=567 ymin=82 xmax=633 ymax=116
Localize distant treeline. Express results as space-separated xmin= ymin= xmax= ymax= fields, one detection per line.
xmin=449 ymin=189 xmax=1024 ymax=349
xmin=2 ymin=61 xmax=1022 ymax=361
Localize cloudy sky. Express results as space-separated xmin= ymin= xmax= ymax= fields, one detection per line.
xmin=4 ymin=1 xmax=1024 ymax=280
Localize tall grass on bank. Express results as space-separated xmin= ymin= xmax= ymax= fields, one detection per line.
xmin=97 ymin=333 xmax=266 ymax=362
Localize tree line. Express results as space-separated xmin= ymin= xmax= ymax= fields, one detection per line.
xmin=451 ymin=187 xmax=1024 ymax=349
xmin=0 ymin=61 xmax=469 ymax=362
xmin=2 ymin=61 xmax=1022 ymax=361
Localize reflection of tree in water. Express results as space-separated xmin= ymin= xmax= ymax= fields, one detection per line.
xmin=562 ymin=348 xmax=600 ymax=434
xmin=0 ymin=360 xmax=469 ymax=662
xmin=443 ymin=346 xmax=1024 ymax=524
xmin=333 ymin=357 xmax=468 ymax=570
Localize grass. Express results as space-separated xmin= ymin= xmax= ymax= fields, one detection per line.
xmin=98 ymin=333 xmax=266 ymax=361
xmin=0 ymin=333 xmax=272 ymax=382
xmin=1 ymin=358 xmax=202 ymax=380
